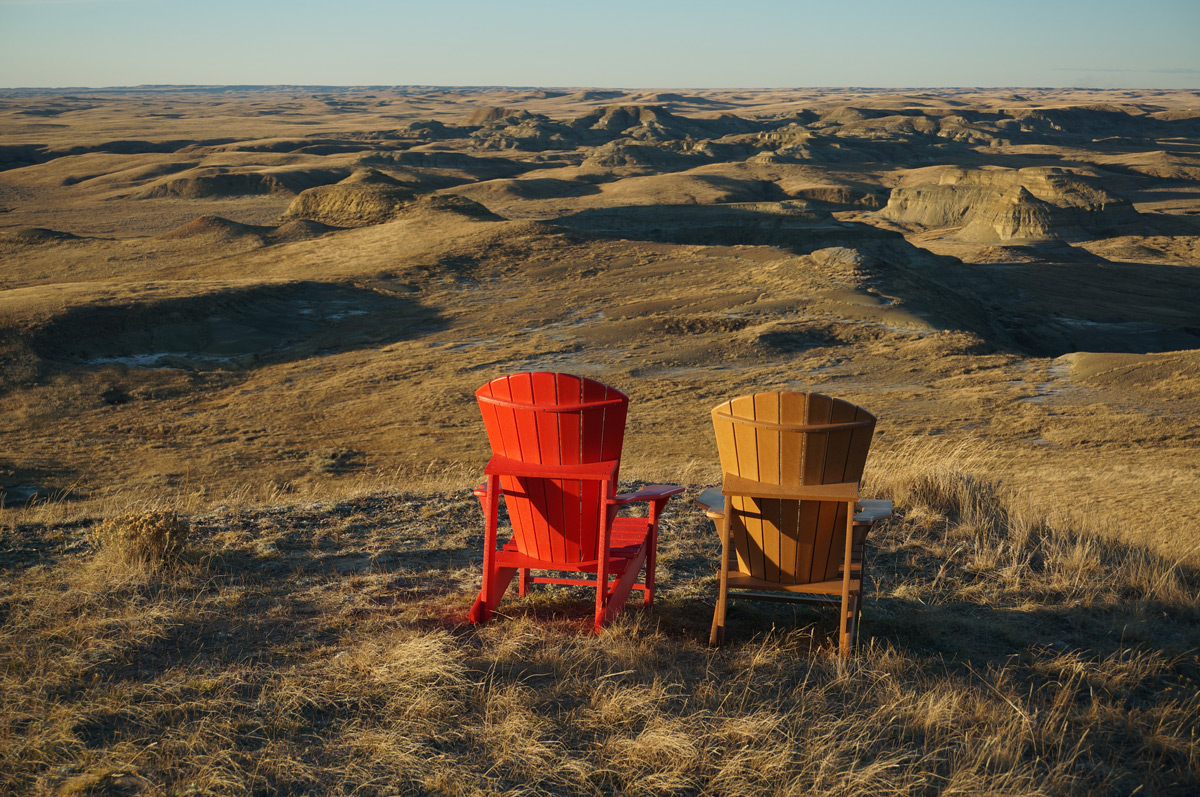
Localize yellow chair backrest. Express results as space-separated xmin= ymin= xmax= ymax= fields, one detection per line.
xmin=711 ymin=392 xmax=876 ymax=584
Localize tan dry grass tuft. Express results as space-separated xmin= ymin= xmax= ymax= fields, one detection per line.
xmin=88 ymin=509 xmax=190 ymax=570
xmin=869 ymin=440 xmax=1199 ymax=611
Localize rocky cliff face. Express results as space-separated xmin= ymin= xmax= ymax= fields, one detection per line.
xmin=880 ymin=167 xmax=1140 ymax=243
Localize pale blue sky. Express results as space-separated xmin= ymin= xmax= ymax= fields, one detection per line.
xmin=1 ymin=0 xmax=1197 ymax=89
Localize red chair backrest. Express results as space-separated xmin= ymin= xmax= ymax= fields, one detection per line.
xmin=476 ymin=372 xmax=629 ymax=565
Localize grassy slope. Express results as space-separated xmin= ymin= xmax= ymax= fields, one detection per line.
xmin=2 ymin=451 xmax=1197 ymax=796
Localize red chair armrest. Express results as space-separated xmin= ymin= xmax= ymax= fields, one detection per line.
xmin=613 ymin=484 xmax=685 ymax=505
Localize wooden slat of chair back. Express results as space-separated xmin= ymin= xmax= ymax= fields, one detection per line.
xmin=711 ymin=392 xmax=876 ymax=585
xmin=476 ymin=372 xmax=629 ymax=565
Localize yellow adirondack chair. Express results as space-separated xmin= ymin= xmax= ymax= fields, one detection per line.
xmin=697 ymin=392 xmax=892 ymax=655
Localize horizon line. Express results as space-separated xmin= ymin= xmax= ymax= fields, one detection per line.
xmin=3 ymin=84 xmax=1199 ymax=93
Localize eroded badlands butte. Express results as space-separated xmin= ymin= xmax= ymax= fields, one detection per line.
xmin=1 ymin=86 xmax=1198 ymax=559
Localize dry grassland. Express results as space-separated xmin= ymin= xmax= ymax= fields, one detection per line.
xmin=2 ymin=448 xmax=1198 ymax=795
xmin=2 ymin=86 xmax=1199 ymax=793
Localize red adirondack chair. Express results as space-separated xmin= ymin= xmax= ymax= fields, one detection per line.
xmin=468 ymin=372 xmax=684 ymax=633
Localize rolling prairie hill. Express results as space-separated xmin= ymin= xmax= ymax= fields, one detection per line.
xmin=1 ymin=85 xmax=1198 ymax=561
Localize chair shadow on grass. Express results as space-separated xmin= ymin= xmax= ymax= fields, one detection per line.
xmin=51 ymin=479 xmax=1199 ymax=708
xmin=677 ymin=538 xmax=1200 ymax=673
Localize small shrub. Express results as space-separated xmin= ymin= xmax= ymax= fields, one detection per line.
xmin=90 ymin=509 xmax=189 ymax=567
xmin=306 ymin=447 xmax=360 ymax=475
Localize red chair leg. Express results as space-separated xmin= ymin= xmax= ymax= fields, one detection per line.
xmin=593 ymin=567 xmax=610 ymax=634
xmin=643 ymin=523 xmax=656 ymax=608
xmin=469 ymin=565 xmax=517 ymax=624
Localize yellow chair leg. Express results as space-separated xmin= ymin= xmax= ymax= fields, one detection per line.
xmin=710 ymin=511 xmax=731 ymax=647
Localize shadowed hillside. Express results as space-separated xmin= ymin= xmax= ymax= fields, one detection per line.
xmin=2 ymin=86 xmax=1199 ymax=565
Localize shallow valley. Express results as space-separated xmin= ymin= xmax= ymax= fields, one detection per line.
xmin=1 ymin=85 xmax=1198 ymax=562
